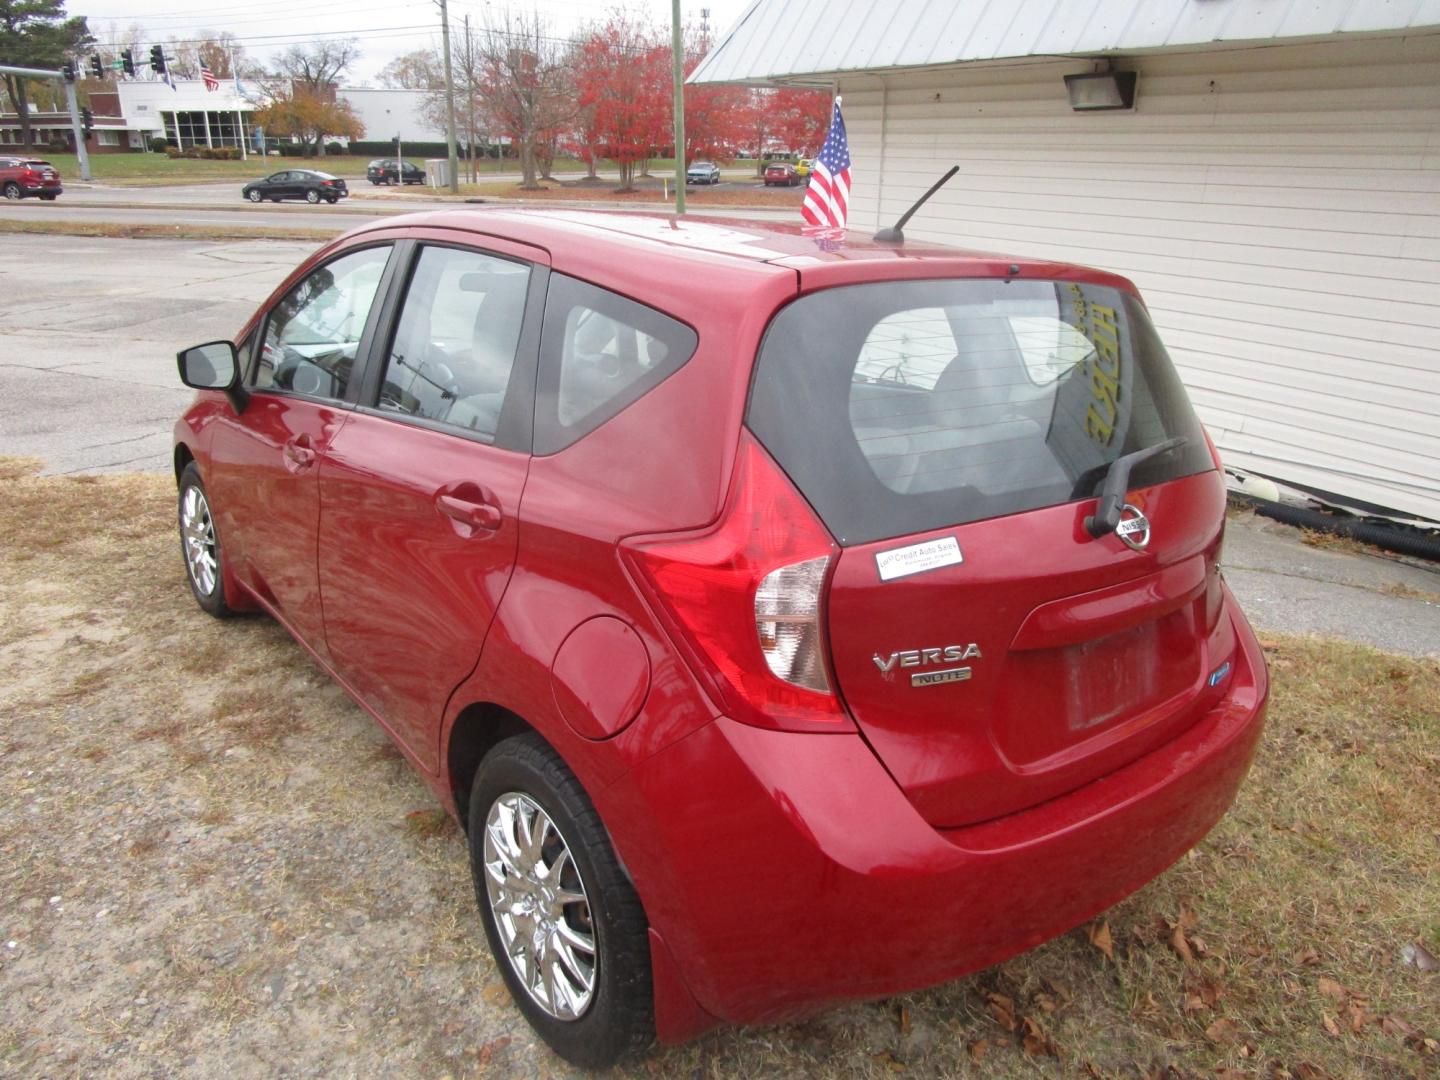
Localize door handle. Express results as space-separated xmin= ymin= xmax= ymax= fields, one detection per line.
xmin=436 ymin=493 xmax=502 ymax=533
xmin=283 ymin=436 xmax=317 ymax=470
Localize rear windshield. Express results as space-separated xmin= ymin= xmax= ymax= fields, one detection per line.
xmin=747 ymin=278 xmax=1212 ymax=545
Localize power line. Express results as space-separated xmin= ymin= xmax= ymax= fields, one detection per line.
xmin=105 ymin=24 xmax=438 ymax=49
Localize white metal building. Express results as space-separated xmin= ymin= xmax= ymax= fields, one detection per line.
xmin=692 ymin=0 xmax=1440 ymax=522
xmin=337 ymin=87 xmax=447 ymax=145
xmin=0 ymin=78 xmax=255 ymax=151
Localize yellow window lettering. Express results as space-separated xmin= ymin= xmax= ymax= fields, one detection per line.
xmin=1090 ymin=305 xmax=1121 ymax=375
xmin=1085 ymin=403 xmax=1115 ymax=444
xmin=1091 ymin=361 xmax=1119 ymax=404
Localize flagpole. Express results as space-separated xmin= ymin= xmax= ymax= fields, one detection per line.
xmin=232 ymin=48 xmax=246 ymax=161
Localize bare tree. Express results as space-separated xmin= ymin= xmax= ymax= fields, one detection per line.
xmin=262 ymin=39 xmax=362 ymax=155
xmin=168 ymin=29 xmax=246 ymax=78
xmin=474 ymin=8 xmax=573 ymax=190
xmin=271 ymin=39 xmax=361 ymax=97
xmin=379 ymin=48 xmax=441 ymax=90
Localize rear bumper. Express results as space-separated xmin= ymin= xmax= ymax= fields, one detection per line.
xmin=609 ymin=589 xmax=1267 ymax=1035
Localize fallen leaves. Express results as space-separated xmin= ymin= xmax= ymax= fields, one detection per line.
xmin=1308 ymin=973 xmax=1436 ymax=1053
xmin=980 ymin=986 xmax=1062 ymax=1060
xmin=1170 ymin=924 xmax=1196 ymax=965
xmin=1204 ymin=1017 xmax=1239 ymax=1044
xmin=1088 ymin=919 xmax=1115 ymax=962
xmin=1316 ymin=976 xmax=1346 ymax=1002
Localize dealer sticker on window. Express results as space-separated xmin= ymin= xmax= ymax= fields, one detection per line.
xmin=874 ymin=536 xmax=964 ymax=582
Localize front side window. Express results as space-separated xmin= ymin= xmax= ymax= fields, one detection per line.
xmin=378 ymin=246 xmax=531 ymax=440
xmin=254 ymin=245 xmax=391 ymax=400
xmin=749 ymin=278 xmax=1213 ymax=545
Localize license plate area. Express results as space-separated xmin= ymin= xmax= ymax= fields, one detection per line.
xmin=996 ymin=607 xmax=1200 ymax=769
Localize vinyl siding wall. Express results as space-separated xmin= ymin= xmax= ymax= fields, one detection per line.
xmin=838 ymin=34 xmax=1440 ymax=520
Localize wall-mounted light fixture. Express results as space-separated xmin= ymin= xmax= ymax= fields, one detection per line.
xmin=1064 ymin=69 xmax=1137 ymax=111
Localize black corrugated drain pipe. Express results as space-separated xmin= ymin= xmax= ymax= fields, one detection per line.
xmin=1245 ymin=500 xmax=1440 ymax=563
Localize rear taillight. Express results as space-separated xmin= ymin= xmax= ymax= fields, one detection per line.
xmin=622 ymin=431 xmax=851 ymax=733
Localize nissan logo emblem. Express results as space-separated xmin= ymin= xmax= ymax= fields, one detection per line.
xmin=1114 ymin=503 xmax=1152 ymax=551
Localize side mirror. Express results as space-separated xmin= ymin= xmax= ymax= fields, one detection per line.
xmin=177 ymin=340 xmax=248 ymax=412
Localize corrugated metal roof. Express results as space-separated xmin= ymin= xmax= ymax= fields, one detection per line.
xmin=689 ymin=0 xmax=1440 ymax=84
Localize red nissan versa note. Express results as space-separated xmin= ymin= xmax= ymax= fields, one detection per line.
xmin=172 ymin=208 xmax=1269 ymax=1067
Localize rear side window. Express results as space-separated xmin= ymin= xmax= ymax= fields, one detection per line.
xmin=748 ymin=278 xmax=1212 ymax=545
xmin=534 ymin=274 xmax=697 ymax=454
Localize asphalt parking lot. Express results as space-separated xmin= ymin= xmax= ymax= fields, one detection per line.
xmin=0 ymin=234 xmax=312 ymax=474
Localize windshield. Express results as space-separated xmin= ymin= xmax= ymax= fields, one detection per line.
xmin=747 ymin=278 xmax=1213 ymax=545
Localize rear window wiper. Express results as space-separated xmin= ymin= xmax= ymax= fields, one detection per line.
xmin=1083 ymin=436 xmax=1188 ymax=539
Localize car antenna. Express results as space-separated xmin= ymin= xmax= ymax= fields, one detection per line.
xmin=873 ymin=166 xmax=959 ymax=244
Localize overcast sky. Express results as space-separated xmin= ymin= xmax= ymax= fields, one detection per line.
xmin=80 ymin=0 xmax=754 ymax=84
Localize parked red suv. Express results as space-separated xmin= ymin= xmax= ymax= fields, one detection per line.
xmin=173 ymin=208 xmax=1268 ymax=1067
xmin=0 ymin=156 xmax=62 ymax=200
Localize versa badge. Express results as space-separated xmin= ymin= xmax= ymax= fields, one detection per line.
xmin=873 ymin=644 xmax=981 ymax=687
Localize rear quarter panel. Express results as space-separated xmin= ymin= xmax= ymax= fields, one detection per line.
xmin=440 ymin=253 xmax=798 ymax=805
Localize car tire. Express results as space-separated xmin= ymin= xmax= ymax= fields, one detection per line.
xmin=2 ymin=182 xmax=20 ymax=200
xmin=270 ymin=197 xmax=281 ymax=203
xmin=39 ymin=193 xmax=57 ymax=201
xmin=178 ymin=463 xmax=233 ymax=619
xmin=305 ymin=189 xmax=320 ymax=204
xmin=326 ymin=195 xmax=338 ymax=204
xmin=469 ymin=733 xmax=653 ymax=1069
xmin=247 ymin=189 xmax=262 ymax=202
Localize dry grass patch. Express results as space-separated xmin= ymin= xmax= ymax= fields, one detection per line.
xmin=0 ymin=219 xmax=335 ymax=243
xmin=1380 ymin=581 xmax=1440 ymax=604
xmin=1297 ymin=527 xmax=1381 ymax=558
xmin=0 ymin=457 xmax=1435 ymax=1078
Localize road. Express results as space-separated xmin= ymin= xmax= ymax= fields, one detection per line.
xmin=1 ymin=233 xmax=313 ymax=474
xmin=0 ymin=180 xmax=791 ymax=233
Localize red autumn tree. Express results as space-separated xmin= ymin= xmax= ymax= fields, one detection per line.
xmin=574 ymin=14 xmax=670 ymax=191
xmin=682 ymin=48 xmax=748 ymax=162
xmin=771 ymin=87 xmax=831 ymax=158
xmin=733 ymin=87 xmax=829 ymax=174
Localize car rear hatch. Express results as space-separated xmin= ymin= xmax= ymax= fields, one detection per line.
xmin=747 ymin=274 xmax=1234 ymax=828
xmin=25 ymin=161 xmax=58 ymax=185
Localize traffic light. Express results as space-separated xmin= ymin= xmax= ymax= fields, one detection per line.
xmin=62 ymin=61 xmax=76 ymax=82
xmin=149 ymin=44 xmax=166 ymax=74
xmin=89 ymin=54 xmax=105 ymax=80
xmin=120 ymin=49 xmax=136 ymax=77
xmin=80 ymin=107 xmax=93 ymax=133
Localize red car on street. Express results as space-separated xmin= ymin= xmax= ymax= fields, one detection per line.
xmin=173 ymin=208 xmax=1268 ymax=1067
xmin=0 ymin=156 xmax=62 ymax=200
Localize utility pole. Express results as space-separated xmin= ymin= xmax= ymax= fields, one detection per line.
xmin=62 ymin=80 xmax=92 ymax=181
xmin=671 ymin=0 xmax=685 ymax=214
xmin=439 ymin=0 xmax=460 ymax=194
xmin=463 ymin=14 xmax=477 ymax=183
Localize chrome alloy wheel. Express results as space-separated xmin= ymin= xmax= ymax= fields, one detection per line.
xmin=483 ymin=792 xmax=597 ymax=1021
xmin=180 ymin=485 xmax=218 ymax=596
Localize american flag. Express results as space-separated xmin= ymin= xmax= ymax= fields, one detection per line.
xmin=201 ymin=66 xmax=219 ymax=91
xmin=801 ymin=97 xmax=852 ymax=230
